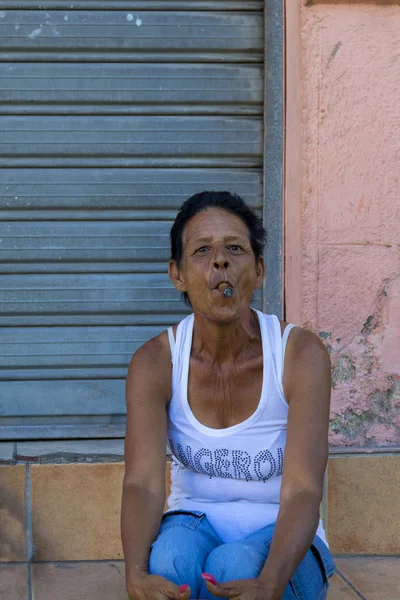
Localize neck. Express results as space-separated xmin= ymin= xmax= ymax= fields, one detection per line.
xmin=192 ymin=308 xmax=260 ymax=363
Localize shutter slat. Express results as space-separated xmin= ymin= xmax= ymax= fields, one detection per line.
xmin=0 ymin=10 xmax=263 ymax=62
xmin=0 ymin=63 xmax=263 ymax=115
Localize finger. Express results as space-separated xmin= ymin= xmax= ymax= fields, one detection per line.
xmin=203 ymin=579 xmax=232 ymax=598
xmin=203 ymin=579 xmax=244 ymax=599
xmin=179 ymin=584 xmax=191 ymax=600
xmin=159 ymin=586 xmax=185 ymax=600
xmin=202 ymin=573 xmax=217 ymax=586
xmin=157 ymin=580 xmax=187 ymax=600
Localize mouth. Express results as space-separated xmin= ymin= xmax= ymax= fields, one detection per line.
xmin=211 ymin=277 xmax=233 ymax=290
xmin=217 ymin=282 xmax=234 ymax=298
xmin=209 ymin=277 xmax=235 ymax=298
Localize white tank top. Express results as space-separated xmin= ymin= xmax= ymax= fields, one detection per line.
xmin=166 ymin=310 xmax=328 ymax=546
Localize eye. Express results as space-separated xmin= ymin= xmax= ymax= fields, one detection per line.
xmin=229 ymin=244 xmax=242 ymax=252
xmin=196 ymin=246 xmax=209 ymax=254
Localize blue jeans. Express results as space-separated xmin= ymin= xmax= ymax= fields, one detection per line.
xmin=149 ymin=510 xmax=336 ymax=600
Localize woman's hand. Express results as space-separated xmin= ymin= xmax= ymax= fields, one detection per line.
xmin=127 ymin=573 xmax=191 ymax=600
xmin=202 ymin=576 xmax=280 ymax=600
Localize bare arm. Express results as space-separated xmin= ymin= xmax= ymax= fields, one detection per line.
xmin=257 ymin=328 xmax=331 ymax=599
xmin=121 ymin=333 xmax=187 ymax=599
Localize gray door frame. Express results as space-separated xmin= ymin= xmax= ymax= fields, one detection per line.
xmin=263 ymin=0 xmax=285 ymax=318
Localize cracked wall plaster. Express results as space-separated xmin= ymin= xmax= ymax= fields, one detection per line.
xmin=297 ymin=4 xmax=400 ymax=446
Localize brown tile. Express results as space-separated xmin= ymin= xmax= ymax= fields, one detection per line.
xmin=0 ymin=563 xmax=29 ymax=600
xmin=326 ymin=456 xmax=400 ymax=554
xmin=336 ymin=557 xmax=400 ymax=600
xmin=327 ymin=574 xmax=360 ymax=599
xmin=33 ymin=562 xmax=127 ymax=600
xmin=31 ymin=463 xmax=125 ymax=561
xmin=0 ymin=465 xmax=26 ymax=561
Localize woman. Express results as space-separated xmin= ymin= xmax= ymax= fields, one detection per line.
xmin=121 ymin=191 xmax=335 ymax=600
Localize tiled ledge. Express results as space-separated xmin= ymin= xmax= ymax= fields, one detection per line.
xmin=0 ymin=452 xmax=399 ymax=561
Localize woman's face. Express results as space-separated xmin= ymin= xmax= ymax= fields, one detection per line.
xmin=169 ymin=208 xmax=265 ymax=322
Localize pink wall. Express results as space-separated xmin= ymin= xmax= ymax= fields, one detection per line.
xmin=285 ymin=2 xmax=400 ymax=447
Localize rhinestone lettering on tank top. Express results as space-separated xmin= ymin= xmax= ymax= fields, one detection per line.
xmin=168 ymin=438 xmax=284 ymax=482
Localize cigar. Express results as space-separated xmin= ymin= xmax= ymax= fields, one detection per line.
xmin=218 ymin=282 xmax=233 ymax=298
xmin=223 ymin=287 xmax=233 ymax=298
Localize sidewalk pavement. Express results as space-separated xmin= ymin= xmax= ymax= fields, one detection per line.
xmin=1 ymin=557 xmax=399 ymax=600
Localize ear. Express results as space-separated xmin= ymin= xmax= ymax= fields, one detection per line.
xmin=168 ymin=260 xmax=187 ymax=293
xmin=254 ymin=256 xmax=266 ymax=289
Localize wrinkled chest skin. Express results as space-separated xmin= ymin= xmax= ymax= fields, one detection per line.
xmin=187 ymin=350 xmax=264 ymax=430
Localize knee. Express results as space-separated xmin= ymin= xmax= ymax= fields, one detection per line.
xmin=204 ymin=542 xmax=264 ymax=583
xmin=149 ymin=532 xmax=187 ymax=581
xmin=149 ymin=528 xmax=205 ymax=586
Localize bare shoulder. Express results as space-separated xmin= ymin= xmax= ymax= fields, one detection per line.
xmin=286 ymin=326 xmax=330 ymax=364
xmin=283 ymin=324 xmax=331 ymax=400
xmin=280 ymin=320 xmax=328 ymax=360
xmin=126 ymin=329 xmax=173 ymax=405
xmin=128 ymin=329 xmax=170 ymax=368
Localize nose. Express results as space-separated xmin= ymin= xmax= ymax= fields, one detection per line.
xmin=212 ymin=244 xmax=229 ymax=270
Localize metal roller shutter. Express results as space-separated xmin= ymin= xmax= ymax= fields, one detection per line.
xmin=0 ymin=1 xmax=283 ymax=439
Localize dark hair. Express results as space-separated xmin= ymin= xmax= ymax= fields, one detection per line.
xmin=170 ymin=191 xmax=266 ymax=305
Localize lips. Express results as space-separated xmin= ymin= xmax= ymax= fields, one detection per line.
xmin=210 ymin=277 xmax=234 ymax=290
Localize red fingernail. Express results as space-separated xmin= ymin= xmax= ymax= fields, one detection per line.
xmin=179 ymin=584 xmax=189 ymax=593
xmin=202 ymin=573 xmax=217 ymax=586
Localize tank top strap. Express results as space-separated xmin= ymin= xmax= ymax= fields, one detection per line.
xmin=167 ymin=327 xmax=175 ymax=364
xmin=257 ymin=312 xmax=296 ymax=384
xmin=171 ymin=313 xmax=194 ymax=393
xmin=281 ymin=323 xmax=296 ymax=379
